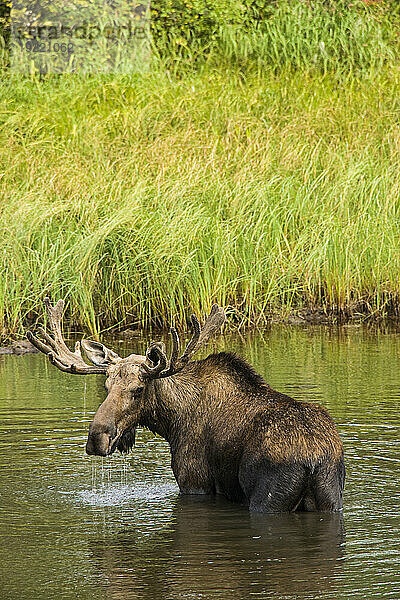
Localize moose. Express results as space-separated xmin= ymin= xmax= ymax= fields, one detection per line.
xmin=28 ymin=298 xmax=345 ymax=513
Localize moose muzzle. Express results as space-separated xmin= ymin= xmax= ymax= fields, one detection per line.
xmin=86 ymin=422 xmax=117 ymax=456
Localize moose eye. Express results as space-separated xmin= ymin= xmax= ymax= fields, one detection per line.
xmin=135 ymin=386 xmax=144 ymax=396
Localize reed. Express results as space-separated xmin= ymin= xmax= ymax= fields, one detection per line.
xmin=1 ymin=2 xmax=400 ymax=339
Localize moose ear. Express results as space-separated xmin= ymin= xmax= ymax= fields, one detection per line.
xmin=81 ymin=340 xmax=121 ymax=367
xmin=145 ymin=342 xmax=166 ymax=367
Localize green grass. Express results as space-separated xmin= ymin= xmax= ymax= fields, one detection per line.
xmin=1 ymin=1 xmax=400 ymax=339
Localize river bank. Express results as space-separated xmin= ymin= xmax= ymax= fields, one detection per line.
xmin=1 ymin=3 xmax=400 ymax=340
xmin=2 ymin=306 xmax=400 ymax=349
xmin=1 ymin=65 xmax=400 ymax=340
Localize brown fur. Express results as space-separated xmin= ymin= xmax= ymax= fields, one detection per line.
xmin=86 ymin=351 xmax=345 ymax=512
xmin=29 ymin=298 xmax=344 ymax=512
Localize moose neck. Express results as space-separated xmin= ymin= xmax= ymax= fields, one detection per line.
xmin=139 ymin=367 xmax=201 ymax=447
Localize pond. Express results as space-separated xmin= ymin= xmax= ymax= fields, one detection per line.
xmin=0 ymin=325 xmax=399 ymax=600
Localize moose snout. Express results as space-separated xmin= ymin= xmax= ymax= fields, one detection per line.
xmin=86 ymin=422 xmax=117 ymax=456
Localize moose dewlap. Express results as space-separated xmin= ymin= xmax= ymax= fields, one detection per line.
xmin=28 ymin=298 xmax=345 ymax=513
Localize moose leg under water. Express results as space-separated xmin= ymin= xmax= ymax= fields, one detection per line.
xmin=28 ymin=298 xmax=345 ymax=513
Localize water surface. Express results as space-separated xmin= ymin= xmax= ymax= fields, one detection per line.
xmin=0 ymin=326 xmax=399 ymax=599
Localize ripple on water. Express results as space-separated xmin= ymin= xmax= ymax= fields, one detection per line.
xmin=1 ymin=327 xmax=400 ymax=600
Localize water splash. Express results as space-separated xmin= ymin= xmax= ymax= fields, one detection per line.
xmin=68 ymin=455 xmax=178 ymax=506
xmin=72 ymin=482 xmax=177 ymax=507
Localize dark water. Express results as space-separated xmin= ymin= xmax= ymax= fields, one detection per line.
xmin=0 ymin=326 xmax=399 ymax=600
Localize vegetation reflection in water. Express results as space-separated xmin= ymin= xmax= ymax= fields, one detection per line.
xmin=0 ymin=325 xmax=399 ymax=600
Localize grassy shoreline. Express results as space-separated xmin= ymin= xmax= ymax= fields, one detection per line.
xmin=1 ymin=2 xmax=400 ymax=341
xmin=1 ymin=65 xmax=400 ymax=340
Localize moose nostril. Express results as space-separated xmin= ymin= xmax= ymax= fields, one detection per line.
xmin=86 ymin=432 xmax=110 ymax=456
xmin=86 ymin=423 xmax=116 ymax=456
xmin=85 ymin=438 xmax=97 ymax=456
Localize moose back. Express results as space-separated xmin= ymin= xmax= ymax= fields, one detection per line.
xmin=28 ymin=299 xmax=345 ymax=513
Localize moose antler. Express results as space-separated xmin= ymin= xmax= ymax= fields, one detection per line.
xmin=141 ymin=304 xmax=226 ymax=379
xmin=27 ymin=298 xmax=108 ymax=374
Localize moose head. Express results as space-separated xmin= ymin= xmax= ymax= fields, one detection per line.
xmin=27 ymin=298 xmax=225 ymax=457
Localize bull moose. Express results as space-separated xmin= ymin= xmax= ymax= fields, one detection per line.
xmin=28 ymin=298 xmax=345 ymax=513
